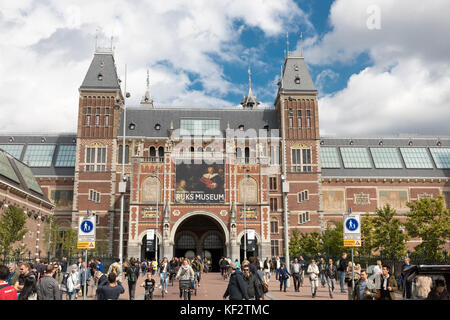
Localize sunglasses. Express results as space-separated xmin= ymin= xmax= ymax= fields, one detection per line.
xmin=243 ymin=269 xmax=249 ymax=271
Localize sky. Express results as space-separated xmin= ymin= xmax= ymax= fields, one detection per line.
xmin=0 ymin=0 xmax=449 ymax=137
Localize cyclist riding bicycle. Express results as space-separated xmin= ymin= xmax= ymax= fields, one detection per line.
xmin=176 ymin=259 xmax=195 ymax=300
xmin=219 ymin=257 xmax=229 ymax=278
xmin=140 ymin=273 xmax=155 ymax=300
xmin=169 ymin=258 xmax=178 ymax=284
xmin=192 ymin=258 xmax=202 ymax=287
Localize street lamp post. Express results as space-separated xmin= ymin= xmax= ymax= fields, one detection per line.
xmin=153 ymin=166 xmax=160 ymax=262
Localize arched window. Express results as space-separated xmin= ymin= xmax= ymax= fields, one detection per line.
xmin=203 ymin=233 xmax=223 ymax=249
xmin=149 ymin=147 xmax=156 ymax=157
xmin=197 ymin=147 xmax=203 ymax=152
xmin=176 ymin=233 xmax=196 ymax=249
xmin=245 ymin=147 xmax=250 ymax=164
xmin=158 ymin=146 xmax=164 ymax=160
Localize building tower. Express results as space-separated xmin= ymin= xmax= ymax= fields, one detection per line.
xmin=74 ymin=43 xmax=125 ymax=256
xmin=274 ymin=46 xmax=322 ymax=265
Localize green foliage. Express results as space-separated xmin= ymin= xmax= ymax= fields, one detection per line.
xmin=359 ymin=213 xmax=377 ymax=257
xmin=372 ymin=204 xmax=409 ymax=260
xmin=89 ymin=228 xmax=109 ymax=256
xmin=289 ymin=229 xmax=302 ymax=258
xmin=405 ymin=195 xmax=450 ymax=260
xmin=320 ymin=221 xmax=346 ymax=258
xmin=0 ymin=206 xmax=28 ymax=258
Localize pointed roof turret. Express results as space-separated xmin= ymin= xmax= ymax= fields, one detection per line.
xmin=240 ymin=67 xmax=260 ymax=109
xmin=140 ymin=69 xmax=154 ymax=107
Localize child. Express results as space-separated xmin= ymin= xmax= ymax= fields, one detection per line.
xmin=141 ymin=273 xmax=155 ymax=300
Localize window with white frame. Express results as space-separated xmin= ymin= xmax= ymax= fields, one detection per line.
xmin=85 ymin=146 xmax=106 ymax=172
xmin=270 ymin=219 xmax=279 ymax=233
xmin=297 ymin=109 xmax=302 ymax=128
xmin=89 ymin=189 xmax=100 ymax=203
xmin=298 ymin=212 xmax=310 ymax=224
xmin=270 ymin=145 xmax=280 ymax=165
xmin=269 ymin=177 xmax=277 ymax=191
xmin=269 ymin=197 xmax=278 ymax=212
xmin=271 ymin=239 xmax=279 ymax=256
xmin=291 ymin=148 xmax=312 ymax=172
xmin=298 ymin=190 xmax=309 ymax=203
xmin=306 ymin=109 xmax=311 ymax=128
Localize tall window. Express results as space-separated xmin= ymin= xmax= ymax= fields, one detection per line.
xmin=86 ymin=107 xmax=91 ymax=126
xmin=270 ymin=219 xmax=279 ymax=233
xmin=292 ymin=148 xmax=312 ymax=172
xmin=270 ymin=145 xmax=279 ymax=165
xmin=105 ymin=108 xmax=110 ymax=127
xmin=269 ymin=177 xmax=277 ymax=191
xmin=89 ymin=189 xmax=100 ymax=203
xmin=245 ymin=147 xmax=250 ymax=164
xmin=85 ymin=147 xmax=106 ymax=172
xmin=297 ymin=110 xmax=302 ymax=128
xmin=118 ymin=145 xmax=129 ymax=164
xmin=288 ymin=117 xmax=293 ymax=127
xmin=306 ymin=110 xmax=311 ymax=128
xmin=269 ymin=198 xmax=278 ymax=212
xmin=271 ymin=240 xmax=279 ymax=256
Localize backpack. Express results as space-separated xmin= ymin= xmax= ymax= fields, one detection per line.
xmin=129 ymin=267 xmax=138 ymax=282
xmin=112 ymin=265 xmax=118 ymax=275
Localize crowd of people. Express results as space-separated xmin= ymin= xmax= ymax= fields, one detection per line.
xmin=0 ymin=253 xmax=448 ymax=300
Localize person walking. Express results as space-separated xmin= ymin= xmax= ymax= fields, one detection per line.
xmin=223 ymin=262 xmax=249 ymax=300
xmin=79 ymin=262 xmax=90 ymax=298
xmin=36 ymin=264 xmax=61 ymax=300
xmin=176 ymin=258 xmax=195 ymax=300
xmin=94 ymin=270 xmax=108 ymax=300
xmin=126 ymin=259 xmax=140 ymax=300
xmin=263 ymin=258 xmax=271 ymax=282
xmin=325 ymin=258 xmax=338 ymax=298
xmin=291 ymin=258 xmax=301 ymax=292
xmin=401 ymin=257 xmax=412 ymax=299
xmin=141 ymin=260 xmax=148 ymax=277
xmin=318 ymin=257 xmax=327 ymax=287
xmin=298 ymin=256 xmax=306 ymax=287
xmin=278 ymin=263 xmax=290 ymax=292
xmin=159 ymin=257 xmax=170 ymax=294
xmin=337 ymin=252 xmax=348 ymax=293
xmin=427 ymin=279 xmax=450 ymax=300
xmin=241 ymin=265 xmax=263 ymax=300
xmin=352 ymin=269 xmax=376 ymax=300
xmin=377 ymin=265 xmax=397 ymax=300
xmin=0 ymin=265 xmax=17 ymax=300
xmin=96 ymin=273 xmax=125 ymax=300
xmin=275 ymin=256 xmax=281 ymax=280
xmin=346 ymin=261 xmax=360 ymax=299
xmin=66 ymin=268 xmax=80 ymax=300
xmin=307 ymin=259 xmax=320 ymax=298
xmin=108 ymin=258 xmax=122 ymax=281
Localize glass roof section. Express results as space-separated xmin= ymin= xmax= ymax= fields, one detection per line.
xmin=370 ymin=148 xmax=403 ymax=169
xmin=0 ymin=151 xmax=20 ymax=183
xmin=429 ymin=148 xmax=450 ymax=169
xmin=400 ymin=148 xmax=433 ymax=169
xmin=13 ymin=159 xmax=43 ymax=195
xmin=320 ymin=147 xmax=341 ymax=168
xmin=23 ymin=145 xmax=55 ymax=167
xmin=340 ymin=147 xmax=372 ymax=168
xmin=55 ymin=145 xmax=76 ymax=167
xmin=0 ymin=144 xmax=24 ymax=160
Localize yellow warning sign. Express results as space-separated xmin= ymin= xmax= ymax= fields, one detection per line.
xmin=344 ymin=240 xmax=361 ymax=247
xmin=77 ymin=241 xmax=95 ymax=249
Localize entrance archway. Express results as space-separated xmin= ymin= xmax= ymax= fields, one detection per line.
xmin=173 ymin=213 xmax=227 ymax=271
xmin=140 ymin=232 xmax=162 ymax=261
xmin=239 ymin=233 xmax=259 ymax=262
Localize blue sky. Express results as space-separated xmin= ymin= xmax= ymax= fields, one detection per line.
xmin=0 ymin=0 xmax=449 ymax=136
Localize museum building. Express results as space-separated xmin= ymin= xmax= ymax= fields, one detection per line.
xmin=0 ymin=45 xmax=449 ymax=266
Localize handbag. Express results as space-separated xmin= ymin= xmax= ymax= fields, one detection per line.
xmin=262 ymin=282 xmax=269 ymax=293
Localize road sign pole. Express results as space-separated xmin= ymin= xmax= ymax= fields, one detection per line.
xmin=351 ymin=247 xmax=355 ymax=296
xmin=83 ymin=249 xmax=88 ymax=300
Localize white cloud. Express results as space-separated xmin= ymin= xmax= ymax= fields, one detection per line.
xmin=0 ymin=0 xmax=308 ymax=133
xmin=301 ymin=0 xmax=450 ymax=136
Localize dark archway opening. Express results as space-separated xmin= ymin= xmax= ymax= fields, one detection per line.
xmin=240 ymin=234 xmax=258 ymax=262
xmin=174 ymin=215 xmax=226 ymax=272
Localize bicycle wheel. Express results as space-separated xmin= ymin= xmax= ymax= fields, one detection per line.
xmin=183 ymin=289 xmax=188 ymax=300
xmin=162 ymin=288 xmax=165 ymax=298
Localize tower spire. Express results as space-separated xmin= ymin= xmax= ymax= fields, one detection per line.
xmin=140 ymin=68 xmax=154 ymax=107
xmin=286 ymin=32 xmax=290 ymax=57
xmin=299 ymin=32 xmax=303 ymax=57
xmin=241 ymin=66 xmax=259 ymax=109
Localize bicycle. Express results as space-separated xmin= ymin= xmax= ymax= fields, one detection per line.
xmin=169 ymin=272 xmax=176 ymax=286
xmin=179 ymin=280 xmax=192 ymax=300
xmin=144 ymin=285 xmax=154 ymax=300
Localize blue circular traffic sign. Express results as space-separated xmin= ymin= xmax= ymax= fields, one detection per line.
xmin=80 ymin=220 xmax=94 ymax=233
xmin=346 ymin=218 xmax=359 ymax=231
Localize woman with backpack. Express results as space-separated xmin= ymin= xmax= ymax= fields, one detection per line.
xmin=278 ymin=262 xmax=290 ymax=292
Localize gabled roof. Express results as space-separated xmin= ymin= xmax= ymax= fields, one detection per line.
xmin=80 ymin=53 xmax=121 ymax=90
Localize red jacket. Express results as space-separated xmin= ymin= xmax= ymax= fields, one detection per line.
xmin=0 ymin=281 xmax=17 ymax=300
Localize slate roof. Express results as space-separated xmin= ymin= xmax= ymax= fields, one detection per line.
xmin=0 ymin=149 xmax=53 ymax=204
xmin=80 ymin=53 xmax=121 ymax=90
xmin=118 ymin=106 xmax=280 ymax=138
xmin=279 ymin=56 xmax=317 ymax=93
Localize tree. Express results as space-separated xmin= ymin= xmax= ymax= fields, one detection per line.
xmin=289 ymin=229 xmax=322 ymax=259
xmin=372 ymin=204 xmax=409 ymax=263
xmin=320 ymin=221 xmax=346 ymax=259
xmin=89 ymin=228 xmax=109 ymax=256
xmin=405 ymin=195 xmax=450 ymax=260
xmin=43 ymin=214 xmax=59 ymax=256
xmin=289 ymin=229 xmax=302 ymax=259
xmin=0 ymin=206 xmax=28 ymax=259
xmin=359 ymin=213 xmax=378 ymax=258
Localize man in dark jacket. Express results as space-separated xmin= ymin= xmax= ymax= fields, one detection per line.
xmin=325 ymin=258 xmax=338 ymax=298
xmin=96 ymin=273 xmax=124 ymax=300
xmin=378 ymin=265 xmax=397 ymax=300
xmin=427 ymin=279 xmax=450 ymax=300
xmin=36 ymin=265 xmax=61 ymax=300
xmin=126 ymin=259 xmax=140 ymax=300
xmin=241 ymin=265 xmax=263 ymax=300
xmin=337 ymin=253 xmax=348 ymax=293
xmin=223 ymin=262 xmax=249 ymax=300
xmin=352 ymin=270 xmax=376 ymax=300
xmin=94 ymin=271 xmax=108 ymax=300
